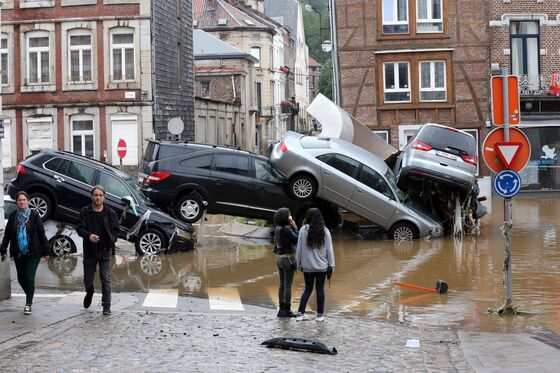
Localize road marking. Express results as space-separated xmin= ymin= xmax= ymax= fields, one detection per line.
xmin=208 ymin=287 xmax=244 ymax=311
xmin=12 ymin=293 xmax=66 ymax=298
xmin=142 ymin=288 xmax=178 ymax=308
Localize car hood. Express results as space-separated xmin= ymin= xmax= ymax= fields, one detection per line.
xmin=307 ymin=93 xmax=399 ymax=165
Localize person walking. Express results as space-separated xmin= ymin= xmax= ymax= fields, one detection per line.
xmin=296 ymin=208 xmax=335 ymax=322
xmin=1 ymin=191 xmax=50 ymax=315
xmin=77 ymin=185 xmax=119 ymax=315
xmin=273 ymin=207 xmax=299 ymax=318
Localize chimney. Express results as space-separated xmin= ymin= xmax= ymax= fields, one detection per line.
xmin=208 ymin=0 xmax=216 ymax=11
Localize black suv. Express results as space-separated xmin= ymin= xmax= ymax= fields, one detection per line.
xmin=139 ymin=140 xmax=340 ymax=227
xmin=7 ymin=150 xmax=196 ymax=255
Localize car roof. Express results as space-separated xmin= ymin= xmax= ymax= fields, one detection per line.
xmin=148 ymin=139 xmax=261 ymax=157
xmin=28 ymin=149 xmax=133 ymax=180
xmin=417 ymin=123 xmax=474 ymax=138
xmin=286 ymin=131 xmax=389 ymax=173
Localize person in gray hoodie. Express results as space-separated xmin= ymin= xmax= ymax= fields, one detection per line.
xmin=296 ymin=208 xmax=335 ymax=322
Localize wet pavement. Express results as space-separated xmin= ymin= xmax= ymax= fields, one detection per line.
xmin=2 ymin=196 xmax=560 ymax=371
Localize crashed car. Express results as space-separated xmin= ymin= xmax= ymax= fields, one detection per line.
xmin=270 ymin=131 xmax=443 ymax=240
xmin=6 ymin=150 xmax=196 ymax=255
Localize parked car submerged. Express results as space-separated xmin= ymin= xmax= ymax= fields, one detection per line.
xmin=138 ymin=140 xmax=340 ymax=228
xmin=270 ymin=131 xmax=443 ymax=240
xmin=6 ymin=150 xmax=196 ymax=255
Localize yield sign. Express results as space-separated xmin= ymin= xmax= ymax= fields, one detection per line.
xmin=494 ymin=142 xmax=521 ymax=168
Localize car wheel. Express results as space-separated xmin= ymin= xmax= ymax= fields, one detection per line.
xmin=289 ymin=175 xmax=317 ymax=200
xmin=135 ymin=229 xmax=166 ymax=255
xmin=175 ymin=194 xmax=205 ymax=223
xmin=28 ymin=192 xmax=53 ymax=220
xmin=388 ymin=222 xmax=418 ymax=241
xmin=50 ymin=235 xmax=76 ymax=257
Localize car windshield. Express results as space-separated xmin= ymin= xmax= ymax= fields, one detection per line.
xmin=417 ymin=126 xmax=476 ymax=155
xmin=125 ymin=178 xmax=150 ymax=206
xmin=384 ymin=168 xmax=407 ymax=202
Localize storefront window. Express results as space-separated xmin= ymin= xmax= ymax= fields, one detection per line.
xmin=519 ymin=126 xmax=560 ymax=191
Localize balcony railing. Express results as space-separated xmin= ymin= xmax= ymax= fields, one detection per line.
xmin=519 ymin=74 xmax=559 ymax=96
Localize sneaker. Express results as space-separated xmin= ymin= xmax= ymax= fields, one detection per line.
xmin=296 ymin=313 xmax=310 ymax=321
xmin=102 ymin=308 xmax=111 ymax=316
xmin=316 ymin=314 xmax=326 ymax=322
xmin=83 ymin=292 xmax=93 ymax=309
xmin=23 ymin=305 xmax=32 ymax=315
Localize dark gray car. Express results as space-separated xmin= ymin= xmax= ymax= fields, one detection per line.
xmin=270 ymin=131 xmax=443 ymax=240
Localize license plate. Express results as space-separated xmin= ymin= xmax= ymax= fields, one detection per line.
xmin=436 ymin=150 xmax=457 ymax=160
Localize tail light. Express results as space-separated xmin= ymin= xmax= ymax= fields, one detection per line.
xmin=411 ymin=140 xmax=432 ymax=152
xmin=145 ymin=171 xmax=171 ymax=186
xmin=16 ymin=164 xmax=26 ymax=175
xmin=462 ymin=155 xmax=478 ymax=166
xmin=279 ymin=141 xmax=288 ymax=153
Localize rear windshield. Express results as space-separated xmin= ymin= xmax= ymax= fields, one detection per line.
xmin=142 ymin=142 xmax=157 ymax=162
xmin=416 ymin=126 xmax=476 ymax=155
xmin=300 ymin=137 xmax=331 ymax=149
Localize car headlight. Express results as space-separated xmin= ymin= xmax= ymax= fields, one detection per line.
xmin=175 ymin=228 xmax=193 ymax=240
xmin=430 ymin=227 xmax=443 ymax=236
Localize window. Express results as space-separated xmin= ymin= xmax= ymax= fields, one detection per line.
xmin=254 ymin=158 xmax=284 ymax=183
xmin=213 ymin=154 xmax=250 ymax=177
xmin=110 ymin=29 xmax=135 ymax=81
xmin=357 ymin=165 xmax=395 ymax=199
xmin=318 ymin=154 xmax=360 ymax=178
xmin=251 ymin=46 xmax=261 ymax=68
xmin=179 ymin=154 xmax=213 ymax=169
xmin=416 ymin=0 xmax=442 ymax=33
xmin=383 ymin=62 xmax=410 ymax=102
xmin=27 ymin=32 xmax=50 ymax=84
xmin=69 ymin=33 xmax=92 ymax=83
xmin=201 ymin=81 xmax=210 ymax=97
xmin=510 ymin=21 xmax=539 ymax=77
xmin=44 ymin=157 xmax=65 ymax=172
xmin=419 ymin=60 xmax=446 ymax=101
xmin=373 ymin=130 xmax=389 ymax=142
xmin=382 ymin=0 xmax=409 ymax=34
xmin=71 ymin=116 xmax=94 ymax=158
xmin=58 ymin=160 xmax=95 ymax=184
xmin=99 ymin=172 xmax=131 ymax=198
xmin=1 ymin=35 xmax=8 ymax=86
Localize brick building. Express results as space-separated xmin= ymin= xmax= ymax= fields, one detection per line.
xmin=490 ymin=1 xmax=560 ymax=190
xmin=308 ymin=56 xmax=321 ymax=101
xmin=334 ymin=0 xmax=491 ymax=171
xmin=0 ymin=0 xmax=194 ymax=170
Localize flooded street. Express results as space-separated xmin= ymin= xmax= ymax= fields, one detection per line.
xmin=32 ymin=196 xmax=560 ymax=334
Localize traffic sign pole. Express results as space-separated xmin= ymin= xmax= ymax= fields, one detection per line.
xmin=500 ymin=66 xmax=514 ymax=314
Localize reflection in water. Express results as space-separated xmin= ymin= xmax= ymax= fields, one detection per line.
xmin=34 ymin=196 xmax=560 ymax=333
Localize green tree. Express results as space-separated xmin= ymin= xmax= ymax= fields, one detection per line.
xmin=318 ymin=58 xmax=333 ymax=100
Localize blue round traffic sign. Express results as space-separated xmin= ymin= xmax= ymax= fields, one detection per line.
xmin=494 ymin=170 xmax=521 ymax=198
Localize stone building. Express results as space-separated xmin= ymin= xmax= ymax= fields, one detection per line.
xmin=308 ymin=56 xmax=321 ymax=101
xmin=193 ymin=29 xmax=258 ymax=150
xmin=0 ymin=0 xmax=194 ymax=170
xmin=490 ymin=1 xmax=560 ymax=190
xmin=334 ymin=0 xmax=491 ymax=173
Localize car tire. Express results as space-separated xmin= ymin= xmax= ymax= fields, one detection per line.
xmin=135 ymin=228 xmax=166 ymax=255
xmin=50 ymin=235 xmax=76 ymax=257
xmin=28 ymin=192 xmax=53 ymax=220
xmin=175 ymin=194 xmax=205 ymax=223
xmin=289 ymin=174 xmax=317 ymax=200
xmin=388 ymin=222 xmax=418 ymax=241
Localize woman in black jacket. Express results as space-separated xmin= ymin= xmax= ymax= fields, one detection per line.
xmin=273 ymin=207 xmax=299 ymax=318
xmin=0 ymin=191 xmax=50 ymax=315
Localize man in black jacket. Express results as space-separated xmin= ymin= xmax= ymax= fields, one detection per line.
xmin=77 ymin=185 xmax=119 ymax=315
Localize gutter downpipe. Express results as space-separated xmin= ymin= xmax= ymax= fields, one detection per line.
xmin=328 ymin=0 xmax=340 ymax=105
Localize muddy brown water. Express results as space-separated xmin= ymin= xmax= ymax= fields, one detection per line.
xmin=34 ymin=196 xmax=560 ymax=333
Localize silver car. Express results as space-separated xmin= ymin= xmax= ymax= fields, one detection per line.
xmin=394 ymin=124 xmax=477 ymax=192
xmin=270 ymin=131 xmax=443 ymax=240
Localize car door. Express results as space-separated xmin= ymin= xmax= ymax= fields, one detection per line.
xmin=347 ymin=164 xmax=398 ymax=228
xmin=316 ymin=154 xmax=360 ymax=208
xmin=207 ymin=154 xmax=252 ymax=216
xmin=53 ymin=159 xmax=97 ymax=222
xmin=250 ymin=157 xmax=295 ymax=219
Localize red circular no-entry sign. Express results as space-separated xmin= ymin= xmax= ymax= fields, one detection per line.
xmin=117 ymin=139 xmax=127 ymax=159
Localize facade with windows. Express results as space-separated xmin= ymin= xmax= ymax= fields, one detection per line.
xmin=0 ymin=0 xmax=195 ymax=172
xmin=334 ymin=0 xmax=490 ymax=173
xmin=490 ymin=1 xmax=560 ymax=191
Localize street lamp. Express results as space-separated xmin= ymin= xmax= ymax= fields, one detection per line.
xmin=304 ymin=4 xmax=331 ymax=53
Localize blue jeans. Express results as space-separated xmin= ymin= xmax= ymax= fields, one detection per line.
xmin=83 ymin=253 xmax=111 ymax=308
xmin=277 ymin=256 xmax=296 ymax=305
xmin=14 ymin=255 xmax=41 ymax=305
xmin=298 ymin=271 xmax=327 ymax=315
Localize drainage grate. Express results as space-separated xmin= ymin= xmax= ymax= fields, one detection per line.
xmin=59 ymin=292 xmax=101 ymax=306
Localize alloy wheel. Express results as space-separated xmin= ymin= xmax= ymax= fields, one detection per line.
xmin=180 ymin=199 xmax=200 ymax=220
xmin=292 ymin=179 xmax=313 ymax=199
xmin=393 ymin=226 xmax=414 ymax=241
xmin=52 ymin=237 xmax=73 ymax=256
xmin=139 ymin=232 xmax=163 ymax=255
xmin=29 ymin=197 xmax=48 ymax=218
